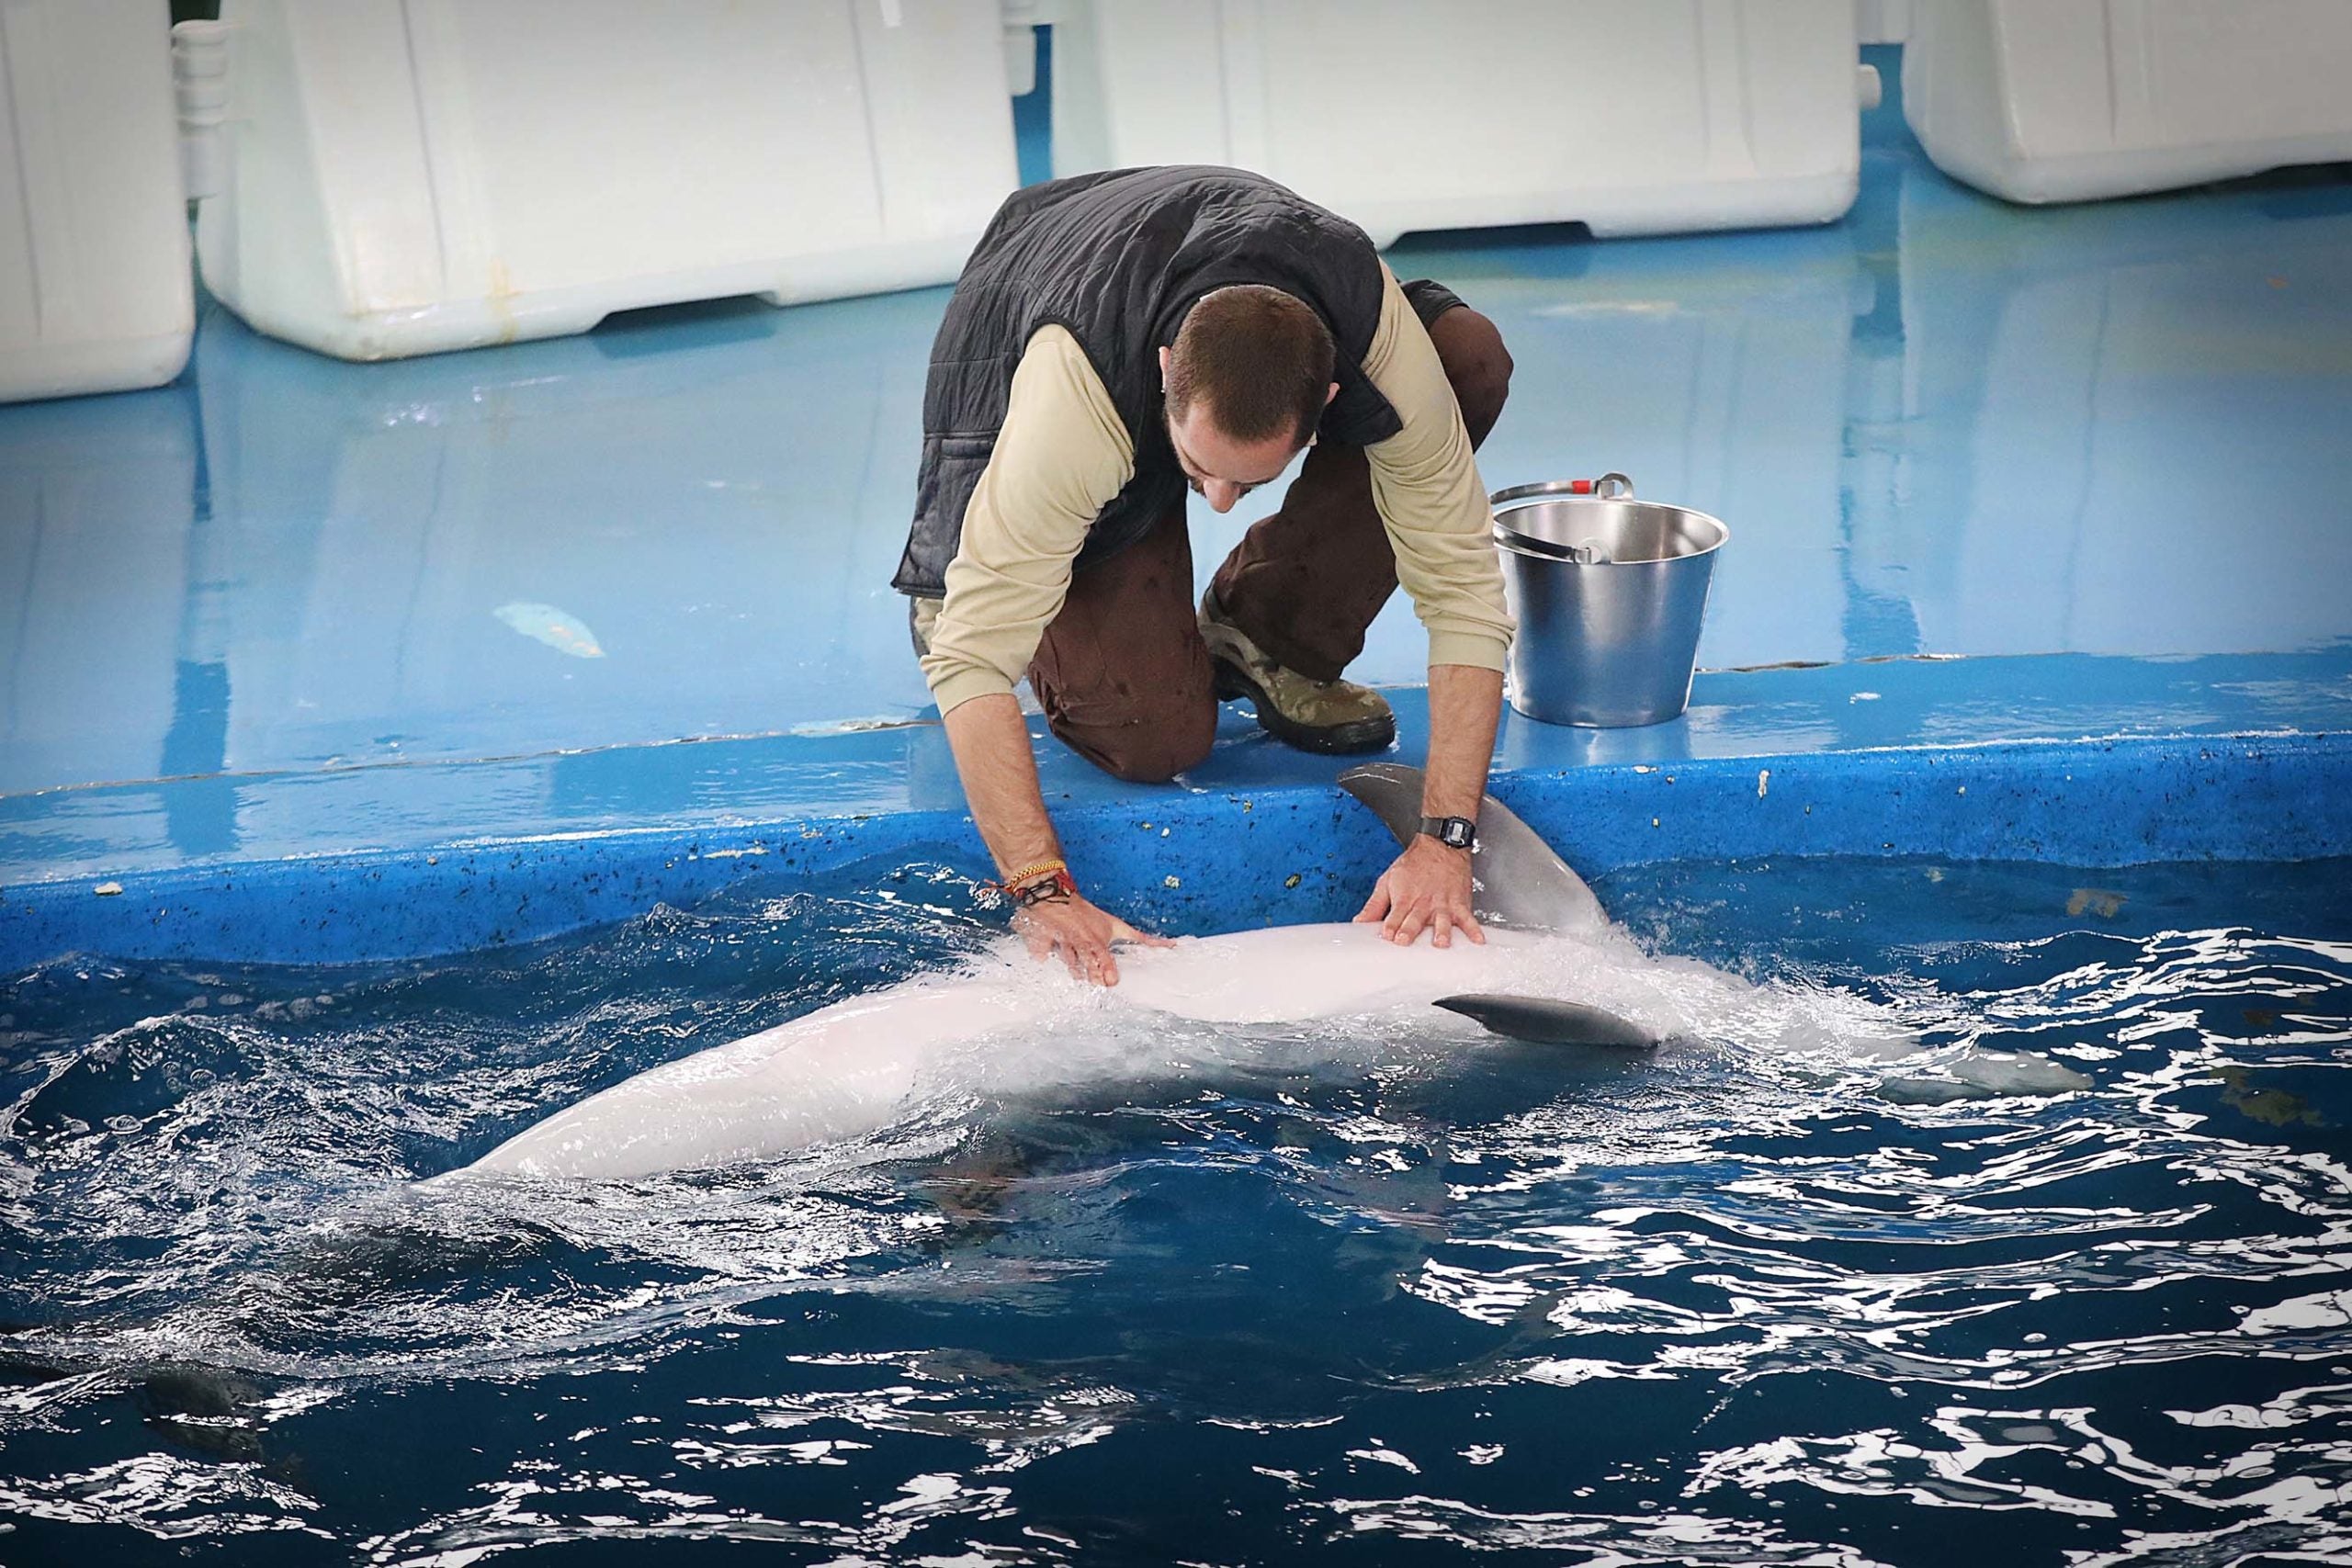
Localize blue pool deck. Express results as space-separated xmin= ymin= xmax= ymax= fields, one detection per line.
xmin=3 ymin=52 xmax=2348 ymax=965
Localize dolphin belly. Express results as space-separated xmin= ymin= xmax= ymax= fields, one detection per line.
xmin=447 ymin=926 xmax=1555 ymax=1183
xmin=1114 ymin=922 xmax=1541 ymax=1021
xmin=451 ymin=982 xmax=1035 ymax=1181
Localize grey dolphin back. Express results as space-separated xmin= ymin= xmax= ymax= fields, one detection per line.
xmin=1338 ymin=763 xmax=1606 ymax=933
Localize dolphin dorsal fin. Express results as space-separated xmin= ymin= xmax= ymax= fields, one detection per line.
xmin=1338 ymin=762 xmax=1606 ymax=933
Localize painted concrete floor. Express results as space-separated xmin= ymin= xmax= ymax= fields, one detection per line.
xmin=4 ymin=51 xmax=2349 ymax=889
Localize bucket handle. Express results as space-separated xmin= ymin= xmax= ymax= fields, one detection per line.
xmin=1564 ymin=472 xmax=1634 ymax=500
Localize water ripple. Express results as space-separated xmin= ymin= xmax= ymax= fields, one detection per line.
xmin=0 ymin=856 xmax=2346 ymax=1563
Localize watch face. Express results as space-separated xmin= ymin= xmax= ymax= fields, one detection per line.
xmin=1443 ymin=820 xmax=1475 ymax=848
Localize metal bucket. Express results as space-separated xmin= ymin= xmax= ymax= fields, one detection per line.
xmin=1492 ymin=474 xmax=1728 ymax=728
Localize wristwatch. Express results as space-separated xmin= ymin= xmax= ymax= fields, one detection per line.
xmin=1418 ymin=815 xmax=1477 ymax=851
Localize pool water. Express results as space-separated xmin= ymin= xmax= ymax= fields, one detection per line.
xmin=3 ymin=856 xmax=2348 ymax=1565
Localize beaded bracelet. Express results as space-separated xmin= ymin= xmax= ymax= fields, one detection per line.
xmin=1009 ymin=867 xmax=1078 ymax=908
xmin=980 ymin=858 xmax=1076 ymax=910
xmin=999 ymin=858 xmax=1068 ymax=890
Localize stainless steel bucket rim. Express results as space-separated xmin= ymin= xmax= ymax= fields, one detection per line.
xmin=1490 ymin=476 xmax=1731 ymax=564
xmin=1491 ymin=525 xmax=1729 ymax=564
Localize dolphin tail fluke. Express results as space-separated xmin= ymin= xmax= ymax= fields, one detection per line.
xmin=1433 ymin=994 xmax=1658 ymax=1050
xmin=1338 ymin=763 xmax=1607 ymax=932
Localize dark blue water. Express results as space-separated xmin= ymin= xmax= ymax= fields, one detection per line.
xmin=3 ymin=857 xmax=2347 ymax=1565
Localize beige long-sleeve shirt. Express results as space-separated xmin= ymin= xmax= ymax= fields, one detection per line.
xmin=919 ymin=264 xmax=1514 ymax=716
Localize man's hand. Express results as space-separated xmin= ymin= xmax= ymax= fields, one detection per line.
xmin=1354 ymin=836 xmax=1484 ymax=949
xmin=1014 ymin=891 xmax=1175 ymax=986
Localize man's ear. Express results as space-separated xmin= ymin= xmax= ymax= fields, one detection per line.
xmin=1159 ymin=344 xmax=1173 ymax=382
xmin=1325 ymin=380 xmax=1340 ymax=407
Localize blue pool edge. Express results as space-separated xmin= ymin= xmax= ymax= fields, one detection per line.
xmin=6 ymin=726 xmax=2346 ymax=969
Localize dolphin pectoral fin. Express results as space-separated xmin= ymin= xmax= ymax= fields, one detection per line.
xmin=1339 ymin=763 xmax=1607 ymax=933
xmin=1433 ymin=994 xmax=1659 ymax=1050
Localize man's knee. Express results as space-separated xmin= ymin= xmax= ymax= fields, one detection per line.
xmin=1105 ymin=703 xmax=1219 ymax=783
xmin=1059 ymin=701 xmax=1218 ymax=784
xmin=1434 ymin=309 xmax=1514 ymax=448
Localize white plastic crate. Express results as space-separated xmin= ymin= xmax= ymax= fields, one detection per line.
xmin=0 ymin=0 xmax=193 ymax=404
xmin=195 ymin=0 xmax=1022 ymax=362
xmin=1050 ymin=0 xmax=1867 ymax=243
xmin=1904 ymin=0 xmax=2352 ymax=204
xmin=1856 ymin=0 xmax=1911 ymax=46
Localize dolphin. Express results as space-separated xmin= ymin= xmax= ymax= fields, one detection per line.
xmin=440 ymin=768 xmax=2088 ymax=1184
xmin=444 ymin=766 xmax=1660 ymax=1184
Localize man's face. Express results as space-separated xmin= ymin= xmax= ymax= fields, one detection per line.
xmin=1165 ymin=404 xmax=1303 ymax=515
xmin=1158 ymin=344 xmax=1314 ymax=515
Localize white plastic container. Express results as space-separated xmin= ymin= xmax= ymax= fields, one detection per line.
xmin=1856 ymin=0 xmax=1911 ymax=46
xmin=1905 ymin=0 xmax=2352 ymax=204
xmin=195 ymin=0 xmax=1022 ymax=362
xmin=1050 ymin=0 xmax=1867 ymax=243
xmin=0 ymin=0 xmax=194 ymax=403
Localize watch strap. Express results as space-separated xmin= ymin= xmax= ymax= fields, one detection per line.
xmin=1417 ymin=815 xmax=1478 ymax=850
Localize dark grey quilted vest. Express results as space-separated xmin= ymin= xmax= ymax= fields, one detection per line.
xmin=892 ymin=166 xmax=1402 ymax=598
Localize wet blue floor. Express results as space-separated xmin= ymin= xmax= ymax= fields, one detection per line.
xmin=2 ymin=51 xmax=2347 ymax=953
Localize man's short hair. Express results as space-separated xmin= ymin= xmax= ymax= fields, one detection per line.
xmin=1166 ymin=286 xmax=1336 ymax=446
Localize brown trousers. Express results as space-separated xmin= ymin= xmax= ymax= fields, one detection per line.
xmin=1029 ymin=299 xmax=1513 ymax=783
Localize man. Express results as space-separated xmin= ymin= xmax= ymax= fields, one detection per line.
xmin=894 ymin=166 xmax=1515 ymax=987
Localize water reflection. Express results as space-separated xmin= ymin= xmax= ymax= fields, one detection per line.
xmin=0 ymin=384 xmax=204 ymax=793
